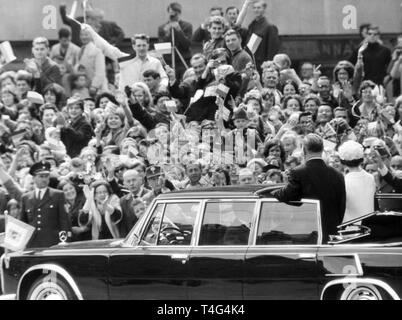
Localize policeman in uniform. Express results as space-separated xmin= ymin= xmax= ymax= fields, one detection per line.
xmin=146 ymin=165 xmax=176 ymax=195
xmin=20 ymin=161 xmax=71 ymax=248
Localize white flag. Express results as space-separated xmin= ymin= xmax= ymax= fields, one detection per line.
xmin=0 ymin=41 xmax=17 ymax=64
xmin=1 ymin=216 xmax=35 ymax=252
xmin=247 ymin=34 xmax=262 ymax=54
xmin=154 ymin=42 xmax=172 ymax=55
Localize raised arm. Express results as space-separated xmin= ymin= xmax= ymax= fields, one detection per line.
xmin=236 ymin=0 xmax=254 ymax=26
xmin=82 ymin=24 xmax=128 ymax=61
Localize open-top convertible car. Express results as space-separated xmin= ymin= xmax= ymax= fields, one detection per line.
xmin=1 ymin=185 xmax=402 ymax=300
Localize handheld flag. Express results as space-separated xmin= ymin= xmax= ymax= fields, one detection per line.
xmin=0 ymin=41 xmax=17 ymax=65
xmin=154 ymin=42 xmax=172 ymax=55
xmin=247 ymin=34 xmax=262 ymax=54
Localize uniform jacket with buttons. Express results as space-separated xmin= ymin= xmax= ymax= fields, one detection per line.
xmin=20 ymin=188 xmax=71 ymax=248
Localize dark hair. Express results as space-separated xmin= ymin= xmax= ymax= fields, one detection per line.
xmin=283 ymin=94 xmax=303 ymax=111
xmin=41 ymin=103 xmax=58 ymax=116
xmin=282 ymin=80 xmax=299 ymax=94
xmin=210 ymin=6 xmax=224 ymax=16
xmin=333 ymin=60 xmax=355 ymax=83
xmin=91 ymin=180 xmax=113 ymax=195
xmin=224 ymin=29 xmax=241 ymax=40
xmin=334 ymin=107 xmax=348 ymax=114
xmin=211 ymin=48 xmax=231 ymax=64
xmin=168 ymin=2 xmax=182 ymax=13
xmin=213 ymin=167 xmax=231 ymax=185
xmin=359 ymin=23 xmax=372 ymax=38
xmin=58 ymin=179 xmax=81 ymax=194
xmin=143 ymin=70 xmax=160 ymax=79
xmin=263 ymin=139 xmax=286 ymax=162
xmin=303 ymin=134 xmax=324 ymax=153
xmin=226 ymin=6 xmax=239 ymax=14
xmin=43 ymin=83 xmax=66 ymax=109
xmin=303 ymin=94 xmax=321 ymax=108
xmin=299 ymin=111 xmax=313 ymax=121
xmin=359 ymin=80 xmax=376 ymax=93
xmin=368 ymin=25 xmax=380 ymax=33
xmin=154 ymin=91 xmax=171 ymax=105
xmin=70 ymin=72 xmax=88 ymax=89
xmin=131 ymin=34 xmax=150 ymax=45
xmin=58 ymin=28 xmax=71 ymax=39
xmin=95 ymin=92 xmax=118 ymax=109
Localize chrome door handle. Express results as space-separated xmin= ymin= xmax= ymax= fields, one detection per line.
xmin=171 ymin=254 xmax=189 ymax=264
xmin=298 ymin=253 xmax=316 ymax=260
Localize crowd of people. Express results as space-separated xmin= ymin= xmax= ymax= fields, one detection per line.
xmin=0 ymin=0 xmax=402 ymax=247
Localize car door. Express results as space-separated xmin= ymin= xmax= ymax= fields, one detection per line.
xmin=187 ymin=200 xmax=256 ymax=300
xmin=244 ymin=199 xmax=321 ymax=300
xmin=109 ymin=200 xmax=201 ymax=300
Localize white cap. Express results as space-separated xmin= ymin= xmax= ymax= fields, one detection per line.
xmin=338 ymin=141 xmax=364 ymax=161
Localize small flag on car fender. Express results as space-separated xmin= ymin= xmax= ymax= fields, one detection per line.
xmin=1 ymin=216 xmax=35 ymax=252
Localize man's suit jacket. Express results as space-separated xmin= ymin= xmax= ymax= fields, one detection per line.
xmin=119 ymin=188 xmax=154 ymax=238
xmin=20 ymin=188 xmax=71 ymax=248
xmin=50 ymin=43 xmax=80 ymax=67
xmin=271 ymin=159 xmax=346 ymax=242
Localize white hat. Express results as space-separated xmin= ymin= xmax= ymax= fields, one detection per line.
xmin=338 ymin=141 xmax=364 ymax=161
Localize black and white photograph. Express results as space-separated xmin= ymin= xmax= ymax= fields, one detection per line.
xmin=0 ymin=0 xmax=402 ymax=307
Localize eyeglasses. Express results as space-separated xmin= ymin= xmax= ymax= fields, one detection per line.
xmin=368 ymin=32 xmax=379 ymax=36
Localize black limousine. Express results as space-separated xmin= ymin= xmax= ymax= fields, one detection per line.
xmin=1 ymin=185 xmax=402 ymax=300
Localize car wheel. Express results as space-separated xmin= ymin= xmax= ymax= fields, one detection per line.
xmin=340 ymin=284 xmax=383 ymax=300
xmin=27 ymin=275 xmax=76 ymax=300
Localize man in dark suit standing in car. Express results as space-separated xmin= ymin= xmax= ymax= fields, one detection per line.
xmin=271 ymin=134 xmax=346 ymax=243
xmin=20 ymin=161 xmax=71 ymax=248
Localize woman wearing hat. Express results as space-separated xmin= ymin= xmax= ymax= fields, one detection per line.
xmin=338 ymin=140 xmax=376 ymax=223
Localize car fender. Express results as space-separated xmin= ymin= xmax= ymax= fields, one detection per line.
xmin=321 ymin=278 xmax=400 ymax=300
xmin=17 ymin=264 xmax=84 ymax=300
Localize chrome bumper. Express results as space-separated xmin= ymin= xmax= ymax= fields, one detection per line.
xmin=0 ymin=294 xmax=16 ymax=300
